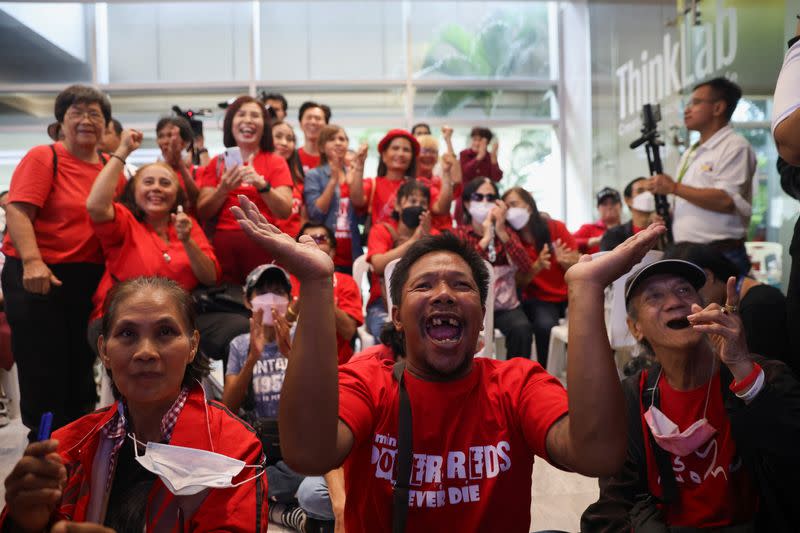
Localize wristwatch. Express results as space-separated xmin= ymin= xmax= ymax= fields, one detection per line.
xmin=257 ymin=181 xmax=271 ymax=194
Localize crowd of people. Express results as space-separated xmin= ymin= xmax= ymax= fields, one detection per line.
xmin=0 ymin=35 xmax=799 ymax=531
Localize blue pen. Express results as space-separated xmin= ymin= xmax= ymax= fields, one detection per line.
xmin=37 ymin=412 xmax=53 ymax=441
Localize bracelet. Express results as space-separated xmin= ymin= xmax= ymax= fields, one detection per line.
xmin=110 ymin=153 xmax=126 ymax=164
xmin=729 ymin=362 xmax=761 ymax=393
xmin=735 ymin=368 xmax=765 ymax=403
xmin=257 ymin=182 xmax=271 ymax=194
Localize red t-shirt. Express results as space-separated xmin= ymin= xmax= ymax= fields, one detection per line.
xmin=3 ymin=143 xmax=125 ymax=264
xmin=425 ymin=176 xmax=461 ymax=232
xmin=298 ymin=148 xmax=321 ymax=173
xmin=363 ymin=177 xmax=404 ymax=226
xmin=89 ymin=203 xmax=221 ymax=319
xmin=338 ymin=356 xmax=569 ymax=533
xmin=365 ymin=219 xmax=399 ymax=306
xmin=195 ymin=151 xmax=293 ymax=231
xmin=273 ymin=180 xmax=304 ymax=238
xmin=572 ymin=221 xmax=606 ymax=254
xmin=350 ymin=344 xmax=396 ymax=363
xmin=289 ymin=272 xmax=364 ymax=364
xmin=521 ymin=219 xmax=575 ymax=303
xmin=642 ymin=370 xmax=759 ymax=528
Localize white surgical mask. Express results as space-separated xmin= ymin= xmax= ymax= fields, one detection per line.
xmin=468 ymin=202 xmax=493 ymax=225
xmin=251 ymin=293 xmax=289 ymax=326
xmin=631 ymin=191 xmax=655 ymax=213
xmin=505 ymin=207 xmax=530 ymax=230
xmin=130 ymin=434 xmax=264 ymax=496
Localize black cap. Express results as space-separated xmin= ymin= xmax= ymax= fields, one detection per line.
xmin=596 ymin=187 xmax=621 ymax=206
xmin=244 ymin=264 xmax=292 ymax=298
xmin=624 ymin=259 xmax=706 ymax=308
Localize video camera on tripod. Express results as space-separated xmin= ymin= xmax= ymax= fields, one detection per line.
xmin=629 ymin=103 xmax=673 ymax=244
xmin=171 ymin=105 xmax=212 ymax=139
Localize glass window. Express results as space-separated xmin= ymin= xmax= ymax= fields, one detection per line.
xmin=414 ymin=88 xmax=556 ymax=120
xmin=107 ymin=2 xmax=252 ymax=83
xmin=410 ymin=1 xmax=552 ymax=80
xmin=0 ymin=3 xmax=93 ymax=84
xmin=260 ymin=1 xmax=406 ymax=81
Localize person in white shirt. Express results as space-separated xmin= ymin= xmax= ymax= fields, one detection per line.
xmin=649 ymin=77 xmax=756 ymax=276
xmin=772 ymin=18 xmax=800 ymax=165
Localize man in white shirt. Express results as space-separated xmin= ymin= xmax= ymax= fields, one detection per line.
xmin=649 ymin=77 xmax=756 ymax=276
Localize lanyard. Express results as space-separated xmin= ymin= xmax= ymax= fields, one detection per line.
xmin=676 ymin=143 xmax=700 ymax=184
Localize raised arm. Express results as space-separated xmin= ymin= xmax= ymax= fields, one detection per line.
xmin=347 ymin=144 xmax=368 ymax=209
xmin=232 ymin=196 xmax=350 ymax=474
xmin=86 ymin=129 xmax=142 ymax=222
xmin=545 ymin=224 xmax=666 ymax=477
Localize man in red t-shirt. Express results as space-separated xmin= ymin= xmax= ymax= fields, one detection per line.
xmin=572 ymin=187 xmax=622 ymax=254
xmin=297 ymin=101 xmax=330 ymax=173
xmin=231 ymin=195 xmax=651 ymax=532
xmin=582 ymin=257 xmax=800 ymax=531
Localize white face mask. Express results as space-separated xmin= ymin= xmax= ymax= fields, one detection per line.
xmin=468 ymin=202 xmax=493 ymax=225
xmin=251 ymin=293 xmax=289 ymax=326
xmin=631 ymin=191 xmax=655 ymax=213
xmin=130 ymin=434 xmax=263 ymax=496
xmin=505 ymin=207 xmax=530 ymax=230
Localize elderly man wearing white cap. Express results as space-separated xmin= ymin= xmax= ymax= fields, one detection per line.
xmin=582 ymin=257 xmax=800 ymax=532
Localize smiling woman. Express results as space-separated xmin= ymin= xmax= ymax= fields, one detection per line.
xmin=0 ymin=277 xmax=269 ymax=531
xmin=0 ymin=85 xmax=122 ymax=437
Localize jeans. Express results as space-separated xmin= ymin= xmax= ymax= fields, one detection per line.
xmin=494 ymin=306 xmax=533 ymax=359
xmin=366 ymin=298 xmax=388 ymax=338
xmin=266 ymin=461 xmax=333 ymax=520
xmin=521 ymin=299 xmax=567 ymax=369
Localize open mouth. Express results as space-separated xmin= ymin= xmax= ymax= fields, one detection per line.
xmin=239 ymin=126 xmax=256 ymax=136
xmin=425 ymin=315 xmax=463 ymax=345
xmin=666 ymin=317 xmax=691 ymax=330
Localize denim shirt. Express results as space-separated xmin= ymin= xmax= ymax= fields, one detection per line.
xmin=303 ymin=163 xmax=364 ymax=261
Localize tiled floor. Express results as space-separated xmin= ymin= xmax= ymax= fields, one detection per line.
xmin=0 ymin=418 xmax=597 ymax=532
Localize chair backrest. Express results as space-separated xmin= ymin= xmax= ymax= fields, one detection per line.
xmin=352 ymin=254 xmax=373 ymax=316
xmin=607 ymin=249 xmax=663 ymax=350
xmin=745 ymin=241 xmax=783 ymax=285
xmin=476 ymin=259 xmax=496 ymax=358
xmin=384 ymin=258 xmax=401 ymax=313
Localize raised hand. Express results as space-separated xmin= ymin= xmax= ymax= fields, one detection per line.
xmin=414 ymin=209 xmax=432 ymax=239
xmin=219 ymin=165 xmax=244 ymax=193
xmin=118 ymin=129 xmax=143 ymax=156
xmin=274 ymin=309 xmax=292 ymax=357
xmin=535 ymin=245 xmax=552 ymax=271
xmin=441 ymin=125 xmax=453 ymax=141
xmin=687 ymin=276 xmax=751 ymax=371
xmin=565 ymin=223 xmax=666 ymax=288
xmin=164 ymin=129 xmax=185 ymax=168
xmin=354 ymin=143 xmax=368 ymax=169
xmin=441 ymin=152 xmax=455 ymax=172
xmin=172 ymin=205 xmax=192 ymax=242
xmin=241 ymin=154 xmax=267 ymax=190
xmin=232 ymin=195 xmax=334 ymax=282
xmin=5 ymin=440 xmax=67 ymax=531
xmin=248 ymin=308 xmax=266 ymax=363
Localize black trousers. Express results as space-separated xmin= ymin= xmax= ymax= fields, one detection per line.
xmin=522 ymin=298 xmax=567 ymax=369
xmin=494 ymin=306 xmax=533 ymax=359
xmin=2 ymin=257 xmax=103 ymax=434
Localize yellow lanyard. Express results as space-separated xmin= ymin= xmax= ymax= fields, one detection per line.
xmin=676 ymin=143 xmax=699 ymax=184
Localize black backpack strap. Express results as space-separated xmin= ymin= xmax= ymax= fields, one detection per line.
xmin=640 ymin=367 xmax=679 ymax=504
xmin=97 ymin=150 xmax=108 ymax=165
xmin=49 ymin=144 xmax=58 ymax=180
xmin=392 ymin=361 xmax=412 ymax=533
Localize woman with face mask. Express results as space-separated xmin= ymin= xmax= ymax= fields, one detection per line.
xmin=1 ymin=277 xmax=269 ymax=531
xmin=365 ymin=180 xmax=434 ymax=338
xmin=502 ymin=187 xmax=578 ymax=367
xmin=452 ymin=179 xmax=536 ymax=359
xmin=304 ymin=125 xmax=367 ymax=274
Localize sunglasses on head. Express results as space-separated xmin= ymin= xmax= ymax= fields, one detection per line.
xmin=470 ymin=193 xmax=498 ymax=202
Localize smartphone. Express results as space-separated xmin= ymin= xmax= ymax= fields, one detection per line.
xmin=223 ymin=146 xmax=243 ymax=169
xmin=37 ymin=412 xmax=53 ymax=441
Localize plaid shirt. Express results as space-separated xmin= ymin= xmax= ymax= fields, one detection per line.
xmin=101 ymin=387 xmax=190 ymax=491
xmin=451 ymin=226 xmax=534 ymax=273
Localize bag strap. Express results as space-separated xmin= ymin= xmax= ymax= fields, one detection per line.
xmin=50 ymin=144 xmax=58 ymax=181
xmin=382 ymin=222 xmax=399 ymax=245
xmin=392 ymin=361 xmax=412 ymax=533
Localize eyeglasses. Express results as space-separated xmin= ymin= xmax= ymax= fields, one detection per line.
xmin=470 ymin=193 xmax=498 ymax=202
xmin=308 ymin=234 xmax=330 ymax=244
xmin=66 ymin=108 xmax=105 ymax=123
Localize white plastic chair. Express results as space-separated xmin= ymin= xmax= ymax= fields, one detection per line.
xmin=546 ymin=320 xmax=569 ymax=381
xmin=352 ymin=255 xmax=376 ymax=350
xmin=0 ymin=363 xmax=21 ymax=419
xmin=745 ymin=241 xmax=783 ymax=286
xmin=384 ymin=258 xmax=400 ymax=313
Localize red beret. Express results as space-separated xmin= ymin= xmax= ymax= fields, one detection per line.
xmin=377 ymin=129 xmax=420 ymax=156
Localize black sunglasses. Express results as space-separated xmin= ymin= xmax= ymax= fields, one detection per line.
xmin=308 ymin=234 xmax=330 ymax=244
xmin=470 ymin=193 xmax=498 ymax=202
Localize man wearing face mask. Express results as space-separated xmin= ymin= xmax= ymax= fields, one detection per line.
xmin=364 ymin=180 xmax=436 ymax=338
xmin=600 ymin=177 xmax=661 ymax=251
xmin=582 ymin=259 xmax=800 ymax=532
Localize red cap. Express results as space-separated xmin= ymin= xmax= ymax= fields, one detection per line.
xmin=378 ymin=129 xmax=420 ymax=156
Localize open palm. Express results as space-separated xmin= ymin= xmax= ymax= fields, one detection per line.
xmin=232 ymin=196 xmax=334 ymax=282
